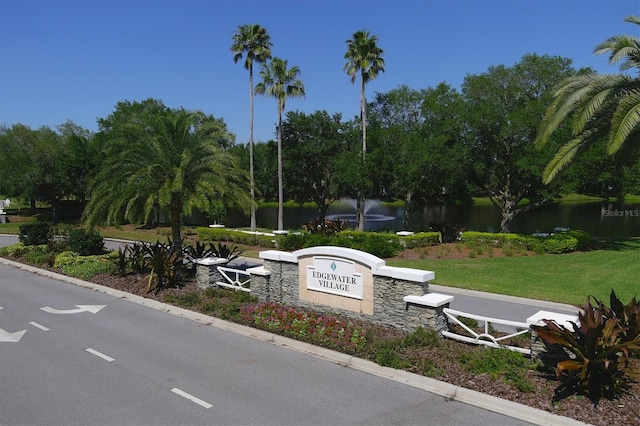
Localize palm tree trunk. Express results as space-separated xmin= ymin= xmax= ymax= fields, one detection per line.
xmin=249 ymin=66 xmax=257 ymax=232
xmin=358 ymin=75 xmax=367 ymax=231
xmin=169 ymin=194 xmax=183 ymax=253
xmin=277 ymin=104 xmax=284 ymax=231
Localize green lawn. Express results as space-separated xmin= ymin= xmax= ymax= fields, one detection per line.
xmin=388 ymin=239 xmax=640 ymax=306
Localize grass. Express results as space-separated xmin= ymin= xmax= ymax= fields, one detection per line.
xmin=388 ymin=239 xmax=640 ymax=306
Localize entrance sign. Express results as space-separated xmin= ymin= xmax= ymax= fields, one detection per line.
xmin=307 ymin=256 xmax=363 ymax=299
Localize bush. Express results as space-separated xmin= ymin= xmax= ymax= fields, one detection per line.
xmin=333 ymin=231 xmax=403 ymax=258
xmin=461 ymin=231 xmax=536 ymax=250
xmin=531 ymin=291 xmax=640 ymax=403
xmin=301 ymin=218 xmax=350 ymax=236
xmin=536 ymin=230 xmax=591 ymax=254
xmin=66 ymin=228 xmax=104 ymax=256
xmin=461 ymin=230 xmax=591 ymax=254
xmin=401 ymin=232 xmax=442 ymax=249
xmin=19 ymin=222 xmax=51 ymax=246
xmin=53 ymin=251 xmax=115 ymax=278
xmin=196 ymin=227 xmax=274 ymax=247
xmin=277 ymin=232 xmax=309 ymax=251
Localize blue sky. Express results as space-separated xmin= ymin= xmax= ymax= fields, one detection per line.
xmin=1 ymin=0 xmax=637 ymax=144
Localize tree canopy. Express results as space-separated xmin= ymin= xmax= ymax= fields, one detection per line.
xmin=535 ymin=15 xmax=640 ymax=184
xmin=84 ymin=100 xmax=251 ymax=250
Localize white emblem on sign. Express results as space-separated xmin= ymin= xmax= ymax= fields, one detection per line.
xmin=307 ymin=256 xmax=363 ymax=299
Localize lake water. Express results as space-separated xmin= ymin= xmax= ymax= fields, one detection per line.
xmin=202 ymin=200 xmax=640 ymax=239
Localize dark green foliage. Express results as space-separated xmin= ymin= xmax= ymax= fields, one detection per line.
xmin=66 ymin=228 xmax=104 ymax=255
xmin=126 ymin=242 xmax=147 ymax=274
xmin=109 ymin=247 xmax=129 ymax=277
xmin=459 ymin=347 xmax=536 ymax=392
xmin=461 ymin=230 xmax=591 ymax=254
xmin=277 ymin=232 xmax=309 ymax=251
xmin=183 ymin=240 xmax=216 ymax=261
xmin=531 ymin=291 xmax=640 ymax=403
xmin=302 ymin=218 xmax=350 ymax=236
xmin=141 ymin=240 xmax=187 ymax=294
xmin=401 ymin=232 xmax=442 ymax=249
xmin=210 ymin=243 xmax=243 ymax=261
xmin=374 ymin=343 xmax=410 ymax=369
xmin=429 ymin=221 xmax=463 ymax=243
xmin=461 ymin=231 xmax=536 ymax=250
xmin=400 ymin=327 xmax=441 ymax=348
xmin=333 ymin=231 xmax=404 ymax=258
xmin=196 ymin=227 xmax=275 ymax=247
xmin=18 ymin=222 xmax=52 ymax=246
xmin=537 ymin=230 xmax=591 ymax=254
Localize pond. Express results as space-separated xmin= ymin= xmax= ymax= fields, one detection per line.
xmin=194 ymin=199 xmax=640 ymax=239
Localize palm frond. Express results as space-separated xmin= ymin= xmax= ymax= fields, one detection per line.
xmin=542 ymin=132 xmax=593 ymax=184
xmin=608 ymin=89 xmax=640 ymax=154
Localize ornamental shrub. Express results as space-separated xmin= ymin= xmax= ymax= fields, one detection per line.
xmin=19 ymin=222 xmax=52 ymax=246
xmin=334 ymin=231 xmax=403 ymax=258
xmin=66 ymin=228 xmax=104 ymax=256
xmin=401 ymin=232 xmax=442 ymax=249
xmin=196 ymin=227 xmax=274 ymax=247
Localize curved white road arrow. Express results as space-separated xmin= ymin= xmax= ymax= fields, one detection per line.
xmin=0 ymin=327 xmax=26 ymax=342
xmin=40 ymin=305 xmax=106 ymax=315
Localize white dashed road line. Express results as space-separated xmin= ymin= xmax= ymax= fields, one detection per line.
xmin=86 ymin=348 xmax=115 ymax=362
xmin=171 ymin=388 xmax=213 ymax=409
xmin=29 ymin=321 xmax=50 ymax=331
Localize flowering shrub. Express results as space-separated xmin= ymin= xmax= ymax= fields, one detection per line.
xmin=240 ymin=302 xmax=367 ymax=353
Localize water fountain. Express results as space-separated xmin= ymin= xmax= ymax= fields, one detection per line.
xmin=326 ymin=199 xmax=397 ymax=230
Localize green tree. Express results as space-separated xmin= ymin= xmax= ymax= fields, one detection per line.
xmin=231 ymin=24 xmax=273 ymax=231
xmin=344 ymin=29 xmax=385 ymax=230
xmin=367 ymin=83 xmax=468 ymax=228
xmin=462 ymin=54 xmax=577 ymax=233
xmin=535 ymin=15 xmax=640 ymax=184
xmin=255 ymin=57 xmax=305 ymax=230
xmin=0 ymin=123 xmax=94 ymax=221
xmin=84 ymin=104 xmax=251 ymax=251
xmin=281 ymin=110 xmax=349 ymax=220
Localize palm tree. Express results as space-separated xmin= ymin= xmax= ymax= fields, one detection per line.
xmin=231 ymin=24 xmax=272 ymax=231
xmin=535 ymin=15 xmax=640 ymax=184
xmin=255 ymin=57 xmax=305 ymax=231
xmin=344 ymin=29 xmax=385 ymax=230
xmin=83 ymin=108 xmax=251 ymax=252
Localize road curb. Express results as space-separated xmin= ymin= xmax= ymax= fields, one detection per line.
xmin=0 ymin=256 xmax=587 ymax=425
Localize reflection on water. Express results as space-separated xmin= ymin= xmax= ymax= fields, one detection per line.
xmin=219 ymin=200 xmax=640 ymax=239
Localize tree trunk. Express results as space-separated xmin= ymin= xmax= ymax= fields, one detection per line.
xmin=402 ymin=191 xmax=413 ymax=230
xmin=169 ymin=194 xmax=183 ymax=253
xmin=249 ymin=65 xmax=257 ymax=232
xmin=357 ymin=194 xmax=365 ymax=231
xmin=277 ymin=104 xmax=284 ymax=231
xmin=357 ymin=76 xmax=367 ymax=232
xmin=500 ymin=198 xmax=516 ymax=233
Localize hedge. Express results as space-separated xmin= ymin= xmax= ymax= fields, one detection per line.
xmin=399 ymin=232 xmax=442 ymax=249
xmin=196 ymin=227 xmax=275 ymax=248
xmin=460 ymin=230 xmax=591 ymax=254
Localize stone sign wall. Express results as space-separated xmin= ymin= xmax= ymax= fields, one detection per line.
xmin=247 ymin=246 xmax=449 ymax=332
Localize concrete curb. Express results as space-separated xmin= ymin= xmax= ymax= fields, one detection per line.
xmin=0 ymin=256 xmax=587 ymax=426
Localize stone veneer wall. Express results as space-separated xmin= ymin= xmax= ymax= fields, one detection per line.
xmin=248 ymin=247 xmax=447 ymax=333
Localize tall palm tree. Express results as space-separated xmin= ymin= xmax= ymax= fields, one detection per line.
xmin=344 ymin=29 xmax=385 ymax=230
xmin=255 ymin=57 xmax=305 ymax=231
xmin=535 ymin=15 xmax=640 ymax=184
xmin=84 ymin=108 xmax=251 ymax=252
xmin=231 ymin=24 xmax=272 ymax=231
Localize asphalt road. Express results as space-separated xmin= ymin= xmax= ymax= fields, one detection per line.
xmin=0 ymin=261 xmax=535 ymax=426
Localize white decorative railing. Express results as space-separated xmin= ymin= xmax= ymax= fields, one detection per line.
xmin=442 ymin=307 xmax=531 ymax=355
xmin=216 ymin=266 xmax=251 ymax=292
